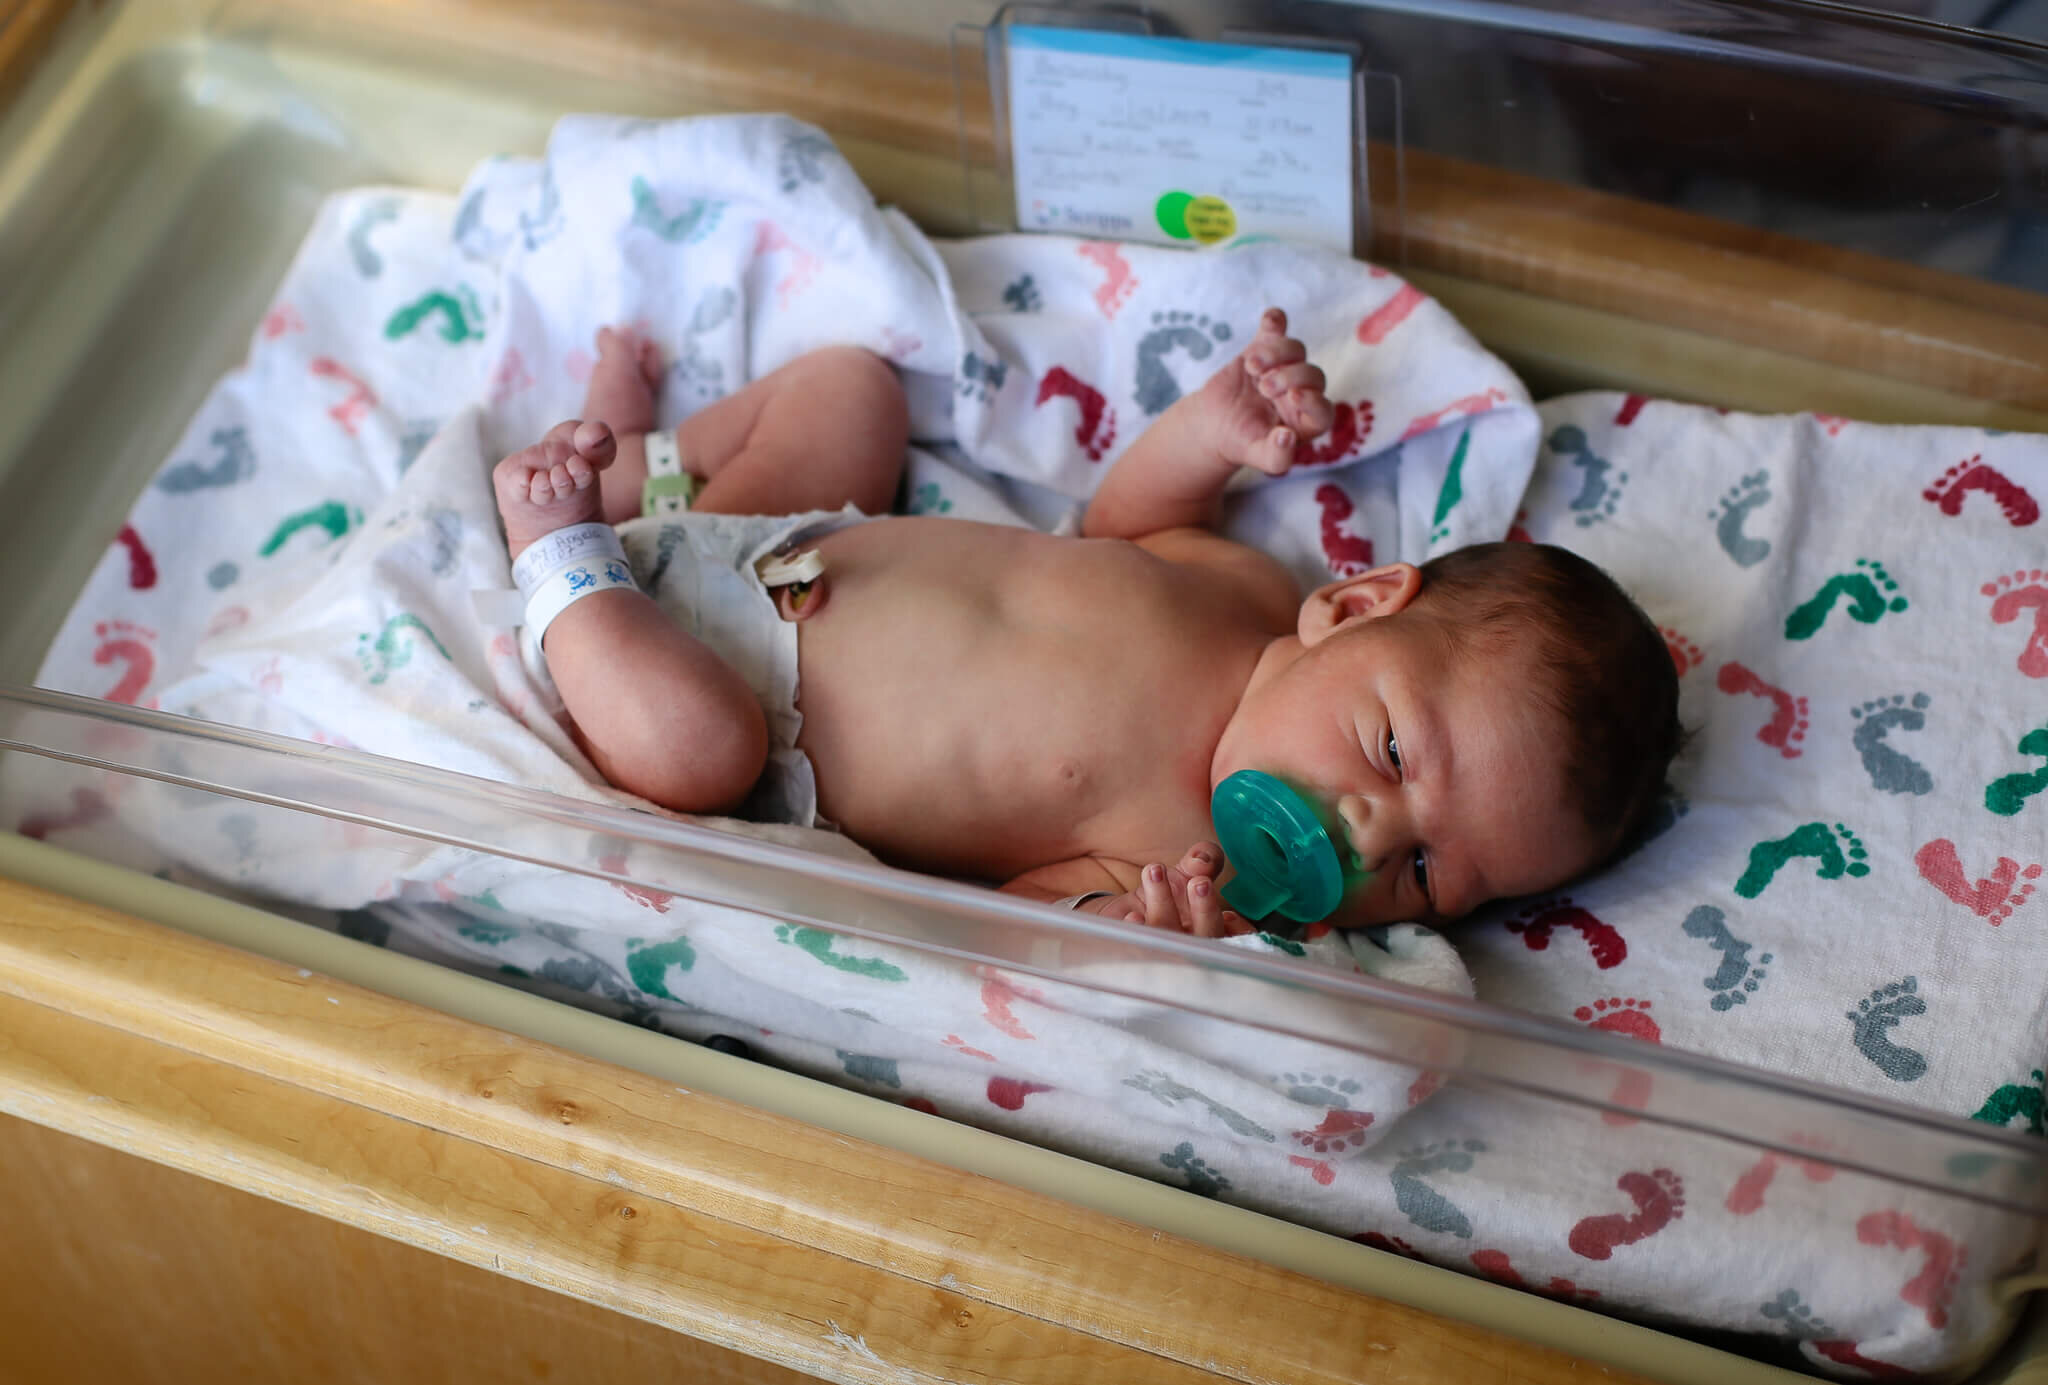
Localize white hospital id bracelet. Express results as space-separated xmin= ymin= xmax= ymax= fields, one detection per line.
xmin=512 ymin=523 xmax=625 ymax=598
xmin=524 ymin=554 xmax=639 ymax=646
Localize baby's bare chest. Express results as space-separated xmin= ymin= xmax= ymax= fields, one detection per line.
xmin=788 ymin=520 xmax=1263 ymax=876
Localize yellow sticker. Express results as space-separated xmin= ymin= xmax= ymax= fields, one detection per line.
xmin=1183 ymin=195 xmax=1236 ymax=245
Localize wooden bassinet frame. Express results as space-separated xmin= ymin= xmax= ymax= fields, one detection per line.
xmin=0 ymin=3 xmax=2043 ymax=1383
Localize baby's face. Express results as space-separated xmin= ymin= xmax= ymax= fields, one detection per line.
xmin=1212 ymin=608 xmax=1600 ymax=928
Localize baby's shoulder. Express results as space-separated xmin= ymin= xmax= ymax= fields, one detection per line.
xmin=1133 ymin=527 xmax=1299 ymax=632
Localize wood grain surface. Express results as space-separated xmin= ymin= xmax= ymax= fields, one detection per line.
xmin=0 ymin=872 xmax=1655 ymax=1385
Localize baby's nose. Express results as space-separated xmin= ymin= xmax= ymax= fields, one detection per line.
xmin=1336 ymin=794 xmax=1390 ymax=870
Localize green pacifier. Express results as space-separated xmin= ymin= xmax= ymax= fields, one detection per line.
xmin=1212 ymin=770 xmax=1354 ymax=929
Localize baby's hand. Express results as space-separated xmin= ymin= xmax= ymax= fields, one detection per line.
xmin=1201 ymin=307 xmax=1335 ymax=477
xmin=1088 ymin=844 xmax=1254 ymax=939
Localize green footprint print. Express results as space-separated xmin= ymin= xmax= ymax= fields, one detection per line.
xmin=384 ymin=286 xmax=485 ymax=344
xmin=772 ymin=924 xmax=907 ymax=982
xmin=355 ymin=613 xmax=452 ymax=685
xmin=260 ymin=500 xmax=362 ymax=557
xmin=907 ymin=481 xmax=953 ymax=516
xmin=629 ymin=176 xmax=724 ymax=243
xmin=1735 ymin=821 xmax=1869 ymax=899
xmin=1987 ymin=726 xmax=2048 ymax=817
xmin=1784 ymin=558 xmax=1908 ymax=640
xmin=1971 ymin=1070 xmax=2046 ymax=1134
xmin=1428 ymin=427 xmax=1472 ymax=545
xmin=624 ymin=936 xmax=698 ymax=1000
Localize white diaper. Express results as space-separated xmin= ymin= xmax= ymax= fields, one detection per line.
xmin=520 ymin=504 xmax=870 ymax=827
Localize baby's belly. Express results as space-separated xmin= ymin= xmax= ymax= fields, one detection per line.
xmin=786 ymin=520 xmax=1227 ymax=879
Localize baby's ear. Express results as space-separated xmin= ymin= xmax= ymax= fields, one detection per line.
xmin=1298 ymin=563 xmax=1423 ymax=645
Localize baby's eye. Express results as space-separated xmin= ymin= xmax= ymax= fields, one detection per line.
xmin=1412 ymin=850 xmax=1430 ymax=895
xmin=1386 ymin=734 xmax=1403 ymax=776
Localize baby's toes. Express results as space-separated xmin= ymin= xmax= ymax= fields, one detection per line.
xmin=637 ymin=336 xmax=666 ymax=388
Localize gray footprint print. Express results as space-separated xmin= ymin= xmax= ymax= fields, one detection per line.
xmin=1847 ymin=977 xmax=1928 ymax=1082
xmin=1709 ymin=471 xmax=1773 ymax=568
xmin=1134 ymin=311 xmax=1232 ymax=415
xmin=1850 ymin=693 xmax=1934 ymax=796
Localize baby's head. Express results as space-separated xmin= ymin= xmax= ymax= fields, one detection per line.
xmin=1408 ymin=541 xmax=1682 ymax=857
xmin=1213 ymin=541 xmax=1680 ymax=926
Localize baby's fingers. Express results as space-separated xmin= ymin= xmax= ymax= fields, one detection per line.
xmin=1177 ymin=843 xmax=1223 ymax=880
xmin=1139 ymin=862 xmax=1187 ymax=932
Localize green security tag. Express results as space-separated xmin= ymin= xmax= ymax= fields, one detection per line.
xmin=641 ymin=472 xmax=700 ymax=517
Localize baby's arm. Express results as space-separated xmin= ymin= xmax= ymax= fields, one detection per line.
xmin=1003 ymin=845 xmax=1252 ymax=938
xmin=1082 ymin=308 xmax=1333 ymax=540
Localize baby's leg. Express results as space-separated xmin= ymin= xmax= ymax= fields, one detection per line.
xmin=494 ymin=421 xmax=768 ymax=813
xmin=584 ymin=329 xmax=908 ymax=523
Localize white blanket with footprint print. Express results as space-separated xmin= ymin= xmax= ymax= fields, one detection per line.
xmin=1431 ymin=397 xmax=2048 ymax=1377
xmin=15 ymin=111 xmax=1526 ymax=1273
xmin=15 ymin=111 xmax=2048 ymax=1378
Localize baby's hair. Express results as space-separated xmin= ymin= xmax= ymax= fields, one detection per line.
xmin=1410 ymin=542 xmax=1682 ymax=862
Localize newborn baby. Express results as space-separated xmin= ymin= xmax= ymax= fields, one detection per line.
xmin=493 ymin=310 xmax=1680 ymax=936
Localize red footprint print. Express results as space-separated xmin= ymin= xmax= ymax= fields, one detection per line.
xmin=1716 ymin=660 xmax=1808 ymax=759
xmin=18 ymin=786 xmax=110 ymax=841
xmin=113 ymin=525 xmax=158 ymax=590
xmin=1914 ymin=838 xmax=2041 ymax=924
xmin=1568 ymin=1168 xmax=1685 ymax=1260
xmin=1814 ymin=414 xmax=1849 ymax=438
xmin=1313 ymin=483 xmax=1375 ymax=576
xmin=977 ymin=974 xmax=1039 ymax=1041
xmin=1077 ymin=241 xmax=1137 ymax=318
xmin=986 ymin=1076 xmax=1054 ymax=1110
xmin=1470 ymin=1249 xmax=1599 ymax=1303
xmin=1035 ymin=366 xmax=1117 ymax=461
xmin=1291 ymin=1107 xmax=1374 ymax=1155
xmin=1353 ymin=1231 xmax=1423 ymax=1258
xmin=1925 ymin=455 xmax=2039 ymax=527
xmin=489 ymin=347 xmax=535 ymax=406
xmin=1506 ymin=898 xmax=1628 ymax=969
xmin=943 ymin=1034 xmax=996 ymax=1062
xmin=1574 ymin=997 xmax=1660 ymax=1125
xmin=1984 ymin=570 xmax=2048 ymax=677
xmin=205 ymin=605 xmax=251 ymax=638
xmin=1614 ymin=395 xmax=1648 ymax=426
xmin=1810 ymin=1341 xmax=1916 ymax=1380
xmin=754 ymin=222 xmax=822 ymax=309
xmin=1662 ymin=627 xmax=1703 ymax=677
xmin=261 ymin=303 xmax=305 ymax=339
xmin=92 ymin=620 xmax=156 ymax=704
xmin=1290 ymin=1155 xmax=1336 ymax=1186
xmin=310 ymin=357 xmax=377 ymax=436
xmin=1856 ymin=1210 xmax=1963 ymax=1330
xmin=597 ymin=851 xmax=675 ymax=913
xmin=1724 ymin=1150 xmax=1836 ymax=1215
xmin=1399 ymin=387 xmax=1509 ymax=441
xmin=1292 ymin=400 xmax=1374 ymax=467
xmin=1356 ymin=283 xmax=1425 ymax=345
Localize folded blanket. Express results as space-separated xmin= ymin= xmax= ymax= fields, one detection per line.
xmin=9 ymin=114 xmax=1537 ymax=1210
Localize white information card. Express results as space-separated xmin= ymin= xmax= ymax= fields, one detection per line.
xmin=1005 ymin=25 xmax=1356 ymax=252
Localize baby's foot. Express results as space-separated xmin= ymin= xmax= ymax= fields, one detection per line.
xmin=492 ymin=420 xmax=616 ymax=558
xmin=582 ymin=326 xmax=666 ymax=435
xmin=1195 ymin=308 xmax=1335 ymax=475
